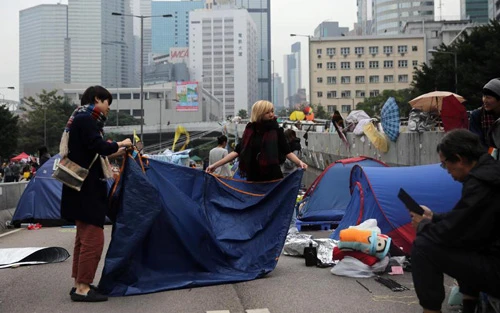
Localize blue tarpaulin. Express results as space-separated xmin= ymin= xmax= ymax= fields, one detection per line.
xmin=99 ymin=156 xmax=303 ymax=296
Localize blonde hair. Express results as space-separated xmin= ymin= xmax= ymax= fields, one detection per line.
xmin=250 ymin=100 xmax=274 ymax=122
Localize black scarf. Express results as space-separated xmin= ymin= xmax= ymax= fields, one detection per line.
xmin=239 ymin=119 xmax=280 ymax=177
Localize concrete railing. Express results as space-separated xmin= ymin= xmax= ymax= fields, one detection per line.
xmin=0 ymin=181 xmax=28 ymax=231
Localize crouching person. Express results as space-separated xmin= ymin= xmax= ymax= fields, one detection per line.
xmin=410 ymin=129 xmax=500 ymax=313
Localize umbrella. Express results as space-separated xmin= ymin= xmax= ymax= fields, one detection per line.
xmin=289 ymin=111 xmax=305 ymax=121
xmin=381 ymin=97 xmax=400 ymax=142
xmin=441 ymin=95 xmax=468 ymax=132
xmin=409 ymin=91 xmax=465 ymax=112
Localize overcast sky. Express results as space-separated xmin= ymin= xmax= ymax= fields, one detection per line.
xmin=0 ymin=0 xmax=459 ymax=101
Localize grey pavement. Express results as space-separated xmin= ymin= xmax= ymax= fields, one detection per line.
xmin=0 ymin=227 xmax=459 ymax=313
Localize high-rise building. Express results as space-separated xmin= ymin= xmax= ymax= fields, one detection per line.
xmin=314 ymin=21 xmax=349 ymax=38
xmin=283 ymin=42 xmax=302 ymax=108
xmin=19 ymin=4 xmax=68 ymax=99
xmin=189 ymin=8 xmax=258 ymax=118
xmin=495 ymin=0 xmax=500 ymax=20
xmin=68 ymin=0 xmax=134 ymax=87
xmin=372 ymin=0 xmax=434 ymax=35
xmin=232 ymin=0 xmax=271 ymax=102
xmin=461 ymin=0 xmax=490 ymax=23
xmin=272 ymin=73 xmax=284 ymax=109
xmin=151 ymin=0 xmax=204 ymax=55
xmin=355 ymin=0 xmax=373 ymax=35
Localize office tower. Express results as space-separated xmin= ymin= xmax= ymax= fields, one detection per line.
xmin=314 ymin=21 xmax=350 ymax=37
xmin=283 ymin=42 xmax=301 ymax=108
xmin=190 ymin=8 xmax=258 ymax=118
xmin=68 ymin=0 xmax=134 ymax=87
xmin=372 ymin=0 xmax=434 ymax=34
xmin=272 ymin=73 xmax=284 ymax=109
xmin=461 ymin=0 xmax=490 ymax=23
xmin=355 ymin=0 xmax=373 ymax=35
xmin=151 ymin=0 xmax=204 ymax=55
xmin=19 ymin=4 xmax=68 ymax=99
xmin=232 ymin=0 xmax=271 ymax=102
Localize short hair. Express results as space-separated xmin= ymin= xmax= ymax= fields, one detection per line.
xmin=80 ymin=85 xmax=113 ymax=106
xmin=436 ymin=129 xmax=486 ymax=164
xmin=217 ymin=135 xmax=227 ymax=145
xmin=250 ymin=100 xmax=274 ymax=123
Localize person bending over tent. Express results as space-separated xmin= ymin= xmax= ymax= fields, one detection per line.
xmin=410 ymin=129 xmax=500 ymax=313
xmin=206 ymin=100 xmax=307 ymax=181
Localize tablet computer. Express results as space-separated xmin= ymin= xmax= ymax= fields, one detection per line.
xmin=398 ymin=188 xmax=425 ymax=216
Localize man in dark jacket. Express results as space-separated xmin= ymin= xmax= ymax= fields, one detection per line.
xmin=411 ymin=129 xmax=500 ymax=313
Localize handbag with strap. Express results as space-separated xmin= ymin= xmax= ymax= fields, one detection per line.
xmin=52 ymin=154 xmax=99 ymax=192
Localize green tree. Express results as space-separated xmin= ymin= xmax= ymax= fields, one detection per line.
xmin=107 ymin=111 xmax=141 ymax=126
xmin=356 ymin=89 xmax=413 ymax=118
xmin=237 ymin=109 xmax=248 ymax=119
xmin=312 ymin=104 xmax=330 ymax=119
xmin=412 ymin=20 xmax=500 ymax=110
xmin=18 ymin=90 xmax=76 ymax=155
xmin=0 ymin=104 xmax=19 ymax=161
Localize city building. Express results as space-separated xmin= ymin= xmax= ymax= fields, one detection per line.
xmin=355 ymin=0 xmax=373 ymax=35
xmin=283 ymin=42 xmax=302 ymax=108
xmin=461 ymin=0 xmax=490 ymax=23
xmin=68 ymin=0 xmax=135 ymax=87
xmin=309 ymin=35 xmax=425 ymax=115
xmin=272 ymin=73 xmax=284 ymax=109
xmin=189 ymin=8 xmax=258 ymax=119
xmin=372 ymin=0 xmax=434 ymax=35
xmin=151 ymin=0 xmax=204 ymax=55
xmin=495 ymin=0 xmax=500 ymax=20
xmin=402 ymin=19 xmax=473 ymax=63
xmin=232 ymin=0 xmax=271 ymax=102
xmin=19 ymin=4 xmax=68 ymax=100
xmin=314 ymin=21 xmax=350 ymax=37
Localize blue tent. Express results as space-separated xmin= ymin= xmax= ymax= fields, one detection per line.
xmin=99 ymin=156 xmax=303 ymax=296
xmin=330 ymin=164 xmax=462 ymax=254
xmin=298 ymin=157 xmax=387 ymax=222
xmin=12 ymin=154 xmax=113 ymax=226
xmin=11 ymin=155 xmax=67 ymax=226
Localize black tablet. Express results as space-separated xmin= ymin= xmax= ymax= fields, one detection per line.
xmin=398 ymin=188 xmax=425 ymax=216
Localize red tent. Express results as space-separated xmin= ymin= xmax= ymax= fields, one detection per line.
xmin=10 ymin=152 xmax=30 ymax=162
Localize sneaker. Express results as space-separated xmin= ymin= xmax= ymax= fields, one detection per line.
xmin=69 ymin=284 xmax=98 ymax=296
xmin=70 ymin=289 xmax=108 ymax=302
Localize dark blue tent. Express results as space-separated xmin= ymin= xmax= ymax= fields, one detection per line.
xmin=331 ymin=164 xmax=462 ymax=254
xmin=11 ymin=155 xmax=67 ymax=226
xmin=99 ymin=156 xmax=303 ymax=296
xmin=12 ymin=154 xmax=113 ymax=226
xmin=298 ymin=157 xmax=387 ymax=222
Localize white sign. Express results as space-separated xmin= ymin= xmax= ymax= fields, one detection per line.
xmin=169 ymin=47 xmax=189 ymax=64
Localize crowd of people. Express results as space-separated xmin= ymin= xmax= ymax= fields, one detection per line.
xmin=0 ymin=146 xmax=51 ymax=183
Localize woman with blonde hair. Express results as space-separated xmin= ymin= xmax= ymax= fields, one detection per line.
xmin=206 ymin=100 xmax=307 ymax=181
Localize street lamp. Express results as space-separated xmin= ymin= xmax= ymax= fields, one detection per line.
xmin=428 ymin=49 xmax=458 ymax=94
xmin=111 ymin=12 xmax=172 ymax=141
xmin=290 ymin=34 xmax=312 ymax=106
xmin=260 ymin=59 xmax=274 ymax=103
xmin=0 ymin=87 xmax=15 ymax=89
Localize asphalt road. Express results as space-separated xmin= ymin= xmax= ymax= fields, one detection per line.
xmin=0 ymin=227 xmax=458 ymax=313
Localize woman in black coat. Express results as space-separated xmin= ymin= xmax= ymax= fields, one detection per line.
xmin=59 ymin=85 xmax=131 ymax=302
xmin=206 ymin=100 xmax=307 ymax=181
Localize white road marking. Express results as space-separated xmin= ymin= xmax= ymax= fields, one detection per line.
xmin=246 ymin=309 xmax=271 ymax=313
xmin=206 ymin=311 xmax=231 ymax=313
xmin=0 ymin=229 xmax=22 ymax=238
